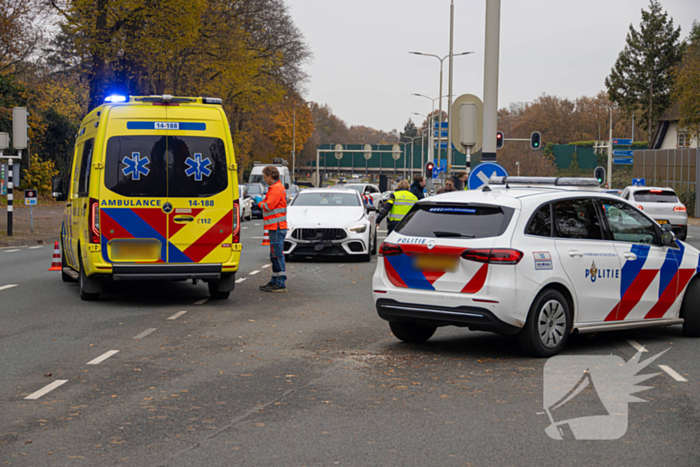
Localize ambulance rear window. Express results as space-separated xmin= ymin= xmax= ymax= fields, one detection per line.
xmin=395 ymin=204 xmax=515 ymax=239
xmin=105 ymin=136 xmax=228 ymax=198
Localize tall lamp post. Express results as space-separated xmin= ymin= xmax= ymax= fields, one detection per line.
xmin=412 ymin=94 xmax=449 ymax=164
xmin=412 ymin=114 xmax=429 ymax=171
xmin=409 ymin=51 xmax=473 ymax=173
xmin=292 ymin=101 xmax=311 ymax=182
xmin=406 ymin=135 xmax=422 ymax=180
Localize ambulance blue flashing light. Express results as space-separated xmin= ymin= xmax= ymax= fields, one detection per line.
xmin=105 ymin=95 xmax=127 ymax=103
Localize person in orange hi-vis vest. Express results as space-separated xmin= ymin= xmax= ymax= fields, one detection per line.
xmin=258 ymin=166 xmax=288 ymax=292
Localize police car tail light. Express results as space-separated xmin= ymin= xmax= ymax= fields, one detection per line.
xmin=232 ymin=199 xmax=240 ymax=243
xmin=674 ymin=206 xmax=686 ymax=212
xmin=379 ymin=243 xmax=403 ymax=257
xmin=88 ymin=198 xmax=100 ymax=244
xmin=461 ymin=248 xmax=523 ymax=265
xmin=636 ymin=205 xmax=644 ymax=210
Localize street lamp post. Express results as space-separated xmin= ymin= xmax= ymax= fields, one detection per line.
xmin=410 ymin=50 xmax=473 ymax=174
xmin=412 ymin=94 xmax=449 ymax=164
xmin=407 ymin=135 xmax=421 ymax=180
xmin=292 ymin=101 xmax=311 ymax=182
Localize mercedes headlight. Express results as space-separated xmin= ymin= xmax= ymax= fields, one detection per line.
xmin=348 ymin=224 xmax=367 ymax=233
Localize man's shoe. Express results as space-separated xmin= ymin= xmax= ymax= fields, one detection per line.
xmin=264 ymin=283 xmax=287 ymax=293
xmin=259 ymin=281 xmax=275 ymax=291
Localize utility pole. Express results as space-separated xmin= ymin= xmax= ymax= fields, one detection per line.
xmin=482 ymin=0 xmax=501 ymax=162
xmin=608 ymin=109 xmax=613 ymax=189
xmin=446 ymin=0 xmax=455 ymax=172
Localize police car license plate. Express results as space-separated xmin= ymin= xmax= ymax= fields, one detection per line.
xmin=657 ymin=219 xmax=669 ymax=224
xmin=413 ymin=254 xmax=458 ymax=272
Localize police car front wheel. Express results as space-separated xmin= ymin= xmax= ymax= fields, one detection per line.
xmin=518 ymin=289 xmax=571 ymax=358
xmin=681 ymin=278 xmax=700 ymax=337
xmin=389 ymin=322 xmax=437 ymax=344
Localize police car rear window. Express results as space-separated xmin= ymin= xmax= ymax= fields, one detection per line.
xmin=633 ymin=190 xmax=678 ymax=203
xmin=105 ymin=136 xmax=227 ymax=198
xmin=395 ymin=204 xmax=514 ymax=239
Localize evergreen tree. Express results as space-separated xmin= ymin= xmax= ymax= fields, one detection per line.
xmin=400 ymin=118 xmax=417 ymax=142
xmin=605 ymin=0 xmax=683 ymax=137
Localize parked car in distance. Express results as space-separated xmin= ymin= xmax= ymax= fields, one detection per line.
xmin=239 ymin=185 xmax=253 ymax=221
xmin=621 ymin=186 xmax=688 ymax=240
xmin=343 ymin=183 xmax=383 ymax=209
xmin=241 ymin=182 xmax=267 ymax=218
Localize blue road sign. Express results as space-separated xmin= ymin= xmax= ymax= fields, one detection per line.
xmin=613 ymin=150 xmax=634 ymax=157
xmin=632 ymin=178 xmax=646 ymax=186
xmin=433 ymin=130 xmax=448 ymax=138
xmin=435 ymin=142 xmax=455 ymax=149
xmin=433 ymin=122 xmax=449 ymax=129
xmin=613 ymin=157 xmax=634 ymax=165
xmin=612 ymin=138 xmax=632 ymax=145
xmin=468 ymin=162 xmax=509 ymax=190
xmin=439 ymin=159 xmax=447 ymax=167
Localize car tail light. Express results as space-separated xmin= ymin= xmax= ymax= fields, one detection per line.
xmin=461 ymin=248 xmax=523 ymax=265
xmin=89 ymin=198 xmax=100 ymax=244
xmin=232 ymin=199 xmax=240 ymax=243
xmin=379 ymin=243 xmax=403 ymax=257
xmin=650 ymin=189 xmax=662 ymax=193
xmin=674 ymin=206 xmax=686 ymax=212
xmin=636 ymin=205 xmax=644 ymax=210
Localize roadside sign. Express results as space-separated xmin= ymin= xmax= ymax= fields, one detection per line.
xmin=24 ymin=189 xmax=37 ymax=205
xmin=468 ymin=162 xmax=508 ymax=190
xmin=613 ymin=150 xmax=634 ymax=157
xmin=632 ymin=178 xmax=646 ymax=186
xmin=433 ymin=130 xmax=448 ymax=138
xmin=435 ymin=142 xmax=455 ymax=149
xmin=613 ymin=158 xmax=634 ymax=165
xmin=612 ymin=138 xmax=632 ymax=145
xmin=433 ymin=122 xmax=449 ymax=129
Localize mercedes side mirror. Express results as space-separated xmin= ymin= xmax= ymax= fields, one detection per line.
xmin=52 ymin=177 xmax=68 ymax=201
xmin=661 ymin=225 xmax=676 ymax=247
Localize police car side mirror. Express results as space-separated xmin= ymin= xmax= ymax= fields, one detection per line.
xmin=366 ymin=204 xmax=377 ymax=212
xmin=52 ymin=177 xmax=68 ymax=201
xmin=661 ymin=225 xmax=676 ymax=247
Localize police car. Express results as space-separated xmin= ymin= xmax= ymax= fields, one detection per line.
xmin=372 ymin=177 xmax=700 ymax=357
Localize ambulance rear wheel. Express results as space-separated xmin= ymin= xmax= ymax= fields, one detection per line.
xmin=78 ymin=255 xmax=101 ymax=301
xmin=681 ymin=279 xmax=700 ymax=337
xmin=208 ymin=275 xmax=234 ymax=300
xmin=389 ymin=321 xmax=436 ymax=344
xmin=518 ymin=288 xmax=571 ymax=357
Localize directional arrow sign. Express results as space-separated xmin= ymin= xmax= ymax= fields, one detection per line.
xmin=467 ymin=162 xmax=508 ymax=190
xmin=612 ymin=138 xmax=632 ymax=145
xmin=613 ymin=157 xmax=634 ymax=165
xmin=613 ymin=150 xmax=634 ymax=157
xmin=433 ymin=122 xmax=449 ymax=129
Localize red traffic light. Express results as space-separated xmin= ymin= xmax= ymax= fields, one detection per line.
xmin=496 ymin=131 xmax=504 ymax=149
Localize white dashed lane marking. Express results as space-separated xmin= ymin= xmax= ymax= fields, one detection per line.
xmin=87 ymin=350 xmax=120 ymax=365
xmin=194 ymin=298 xmax=209 ymax=305
xmin=28 ymin=246 xmax=44 ymax=250
xmin=261 ymin=264 xmax=270 ymax=269
xmin=235 ymin=277 xmax=247 ymax=283
xmin=659 ymin=365 xmax=688 ymax=382
xmin=4 ymin=249 xmax=19 ymax=253
xmin=627 ymin=340 xmax=648 ymax=353
xmin=25 ymin=380 xmax=69 ymax=400
xmin=0 ymin=284 xmax=18 ymax=291
xmin=249 ymin=270 xmax=260 ymax=276
xmin=133 ymin=328 xmax=157 ymax=339
xmin=167 ymin=311 xmax=188 ymax=320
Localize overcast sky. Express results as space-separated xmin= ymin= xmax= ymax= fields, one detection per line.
xmin=286 ymin=0 xmax=698 ymax=133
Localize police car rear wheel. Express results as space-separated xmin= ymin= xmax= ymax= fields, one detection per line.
xmin=371 ymin=229 xmax=377 ymax=255
xmin=389 ymin=321 xmax=437 ymax=344
xmin=518 ymin=289 xmax=571 ymax=357
xmin=681 ymin=278 xmax=700 ymax=337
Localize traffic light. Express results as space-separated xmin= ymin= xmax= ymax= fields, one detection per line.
xmin=594 ymin=166 xmax=606 ymax=186
xmin=530 ymin=131 xmax=541 ymax=150
xmin=425 ymin=161 xmax=435 ymax=178
xmin=496 ymin=131 xmax=504 ymax=149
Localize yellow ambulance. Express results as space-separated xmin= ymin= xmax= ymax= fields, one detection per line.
xmin=52 ymin=95 xmax=242 ymax=300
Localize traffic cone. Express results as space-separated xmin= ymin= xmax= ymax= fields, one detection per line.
xmin=48 ymin=241 xmax=62 ymax=271
xmin=261 ymin=230 xmax=270 ymax=246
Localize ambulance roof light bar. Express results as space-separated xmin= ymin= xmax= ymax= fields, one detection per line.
xmin=489 ymin=176 xmax=601 ymax=188
xmin=104 ymin=95 xmax=127 ymax=103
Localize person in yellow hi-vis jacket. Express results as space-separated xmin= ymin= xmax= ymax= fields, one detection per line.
xmin=375 ymin=180 xmax=418 ymax=234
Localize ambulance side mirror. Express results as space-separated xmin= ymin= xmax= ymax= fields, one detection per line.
xmin=52 ymin=177 xmax=68 ymax=201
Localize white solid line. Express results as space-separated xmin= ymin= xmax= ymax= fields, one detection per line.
xmin=249 ymin=270 xmax=260 ymax=276
xmin=0 ymin=284 xmax=18 ymax=291
xmin=28 ymin=246 xmax=43 ymax=249
xmin=251 ymin=236 xmax=264 ymax=239
xmin=627 ymin=340 xmax=648 ymax=353
xmin=25 ymin=380 xmax=69 ymax=400
xmin=261 ymin=264 xmax=270 ymax=269
xmin=167 ymin=310 xmax=188 ymax=320
xmin=194 ymin=298 xmax=209 ymax=305
xmin=87 ymin=350 xmax=120 ymax=365
xmin=4 ymin=249 xmax=19 ymax=253
xmin=658 ymin=365 xmax=688 ymax=382
xmin=235 ymin=277 xmax=247 ymax=283
xmin=133 ymin=328 xmax=157 ymax=339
